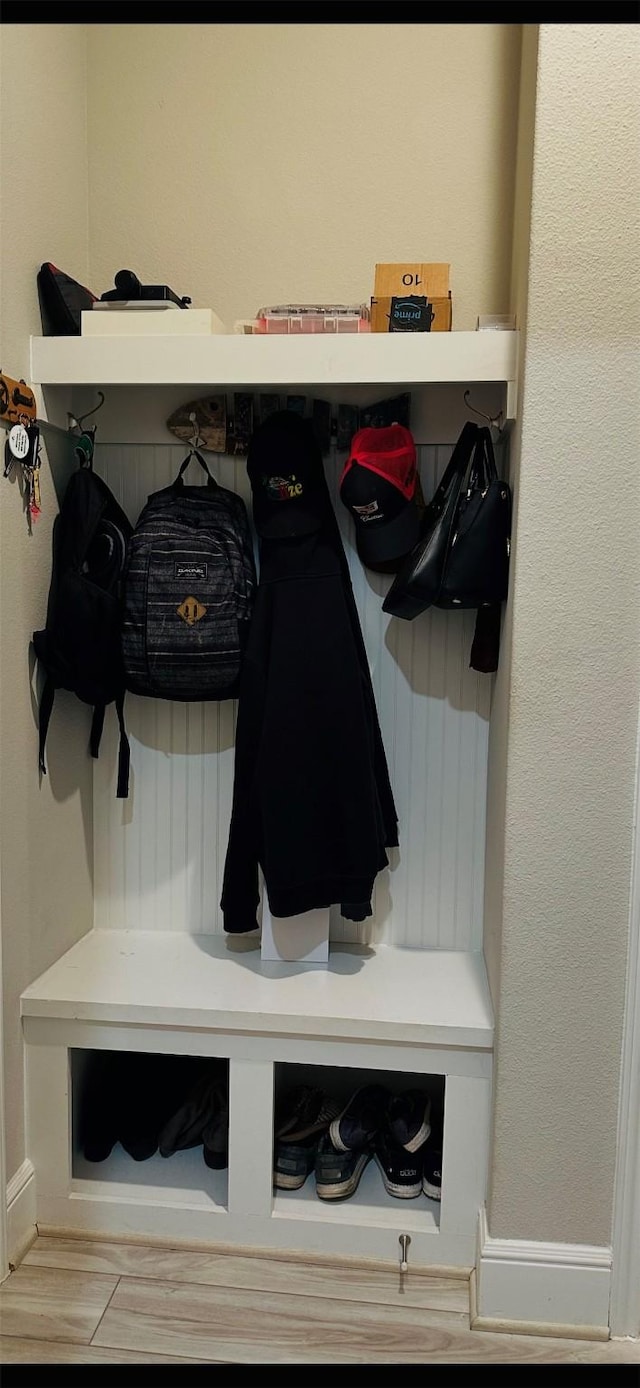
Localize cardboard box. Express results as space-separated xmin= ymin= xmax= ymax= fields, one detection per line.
xmin=374 ymin=263 xmax=450 ymax=299
xmin=370 ymin=294 xmax=452 ymax=332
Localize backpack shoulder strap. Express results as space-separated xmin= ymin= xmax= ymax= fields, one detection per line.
xmin=115 ymin=692 xmax=130 ymax=800
xmin=90 ymin=704 xmax=106 ymax=759
xmin=38 ymin=675 xmax=56 ymax=776
xmin=89 ymin=695 xmax=130 ymax=799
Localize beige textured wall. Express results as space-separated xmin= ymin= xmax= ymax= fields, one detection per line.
xmin=487 ymin=23 xmax=640 ymax=1245
xmin=483 ymin=24 xmax=538 ymax=1008
xmin=86 ymin=23 xmax=521 ymax=330
xmin=0 ymin=25 xmax=94 ymax=1180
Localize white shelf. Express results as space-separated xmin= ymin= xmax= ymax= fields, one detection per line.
xmin=72 ymin=1143 xmax=228 ymax=1209
xmin=71 ymin=1143 xmax=438 ymax=1231
xmin=21 ymin=930 xmax=494 ymax=1051
xmin=273 ymin=1158 xmax=440 ymax=1233
xmin=30 ymin=330 xmax=518 ymax=390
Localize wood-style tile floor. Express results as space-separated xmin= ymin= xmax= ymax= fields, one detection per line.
xmin=1 ymin=1236 xmax=639 ymax=1364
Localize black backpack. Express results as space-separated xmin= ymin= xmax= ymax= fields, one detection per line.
xmin=121 ymin=452 xmax=256 ymax=702
xmin=33 ymin=464 xmax=133 ymax=797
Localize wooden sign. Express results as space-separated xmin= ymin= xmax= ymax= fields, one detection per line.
xmin=374 ymin=263 xmax=450 ymax=299
xmin=0 ymin=371 xmax=37 ymax=424
xmin=166 ymin=395 xmax=227 ymax=452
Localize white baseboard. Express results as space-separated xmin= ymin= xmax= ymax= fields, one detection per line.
xmin=475 ymin=1207 xmax=611 ymax=1338
xmin=7 ymin=1159 xmax=37 ymax=1269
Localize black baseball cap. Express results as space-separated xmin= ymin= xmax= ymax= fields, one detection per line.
xmin=247 ymin=410 xmax=329 ymax=539
xmin=339 ymin=424 xmax=421 ymax=571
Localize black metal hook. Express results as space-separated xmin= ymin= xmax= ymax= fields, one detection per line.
xmin=464 ymin=389 xmax=504 ymax=435
xmin=67 ymin=391 xmax=106 ymax=434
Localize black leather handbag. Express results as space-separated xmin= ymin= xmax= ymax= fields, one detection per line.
xmin=382 ymin=422 xmax=511 ymax=620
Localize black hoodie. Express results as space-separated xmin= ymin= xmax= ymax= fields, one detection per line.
xmin=220 ymin=416 xmax=398 ymax=934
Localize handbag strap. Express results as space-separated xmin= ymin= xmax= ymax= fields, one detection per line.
xmin=465 ymin=430 xmax=491 ymax=496
xmin=461 ymin=427 xmax=499 ymax=500
xmin=174 ymin=449 xmax=217 ymax=489
xmin=426 ymin=420 xmax=480 ymax=519
xmin=477 ymin=426 xmax=499 ymax=484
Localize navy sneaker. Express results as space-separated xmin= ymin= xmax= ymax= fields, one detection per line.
xmin=274 ymin=1087 xmax=341 ymax=1191
xmin=328 ymin=1083 xmax=388 ymax=1153
xmin=315 ymin=1131 xmax=372 ymax=1200
xmin=422 ymin=1147 xmax=442 ymax=1201
xmin=387 ymin=1088 xmax=431 ymax=1154
xmin=373 ymin=1122 xmax=423 ymax=1199
xmin=274 ymin=1133 xmax=318 ymax=1190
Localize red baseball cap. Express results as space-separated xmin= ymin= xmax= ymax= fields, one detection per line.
xmin=339 ymin=424 xmax=421 ymax=570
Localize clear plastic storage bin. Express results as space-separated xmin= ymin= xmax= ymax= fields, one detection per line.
xmin=234 ymin=305 xmax=371 ymax=334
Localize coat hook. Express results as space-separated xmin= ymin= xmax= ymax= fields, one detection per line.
xmin=67 ymin=391 xmax=105 ymax=433
xmin=188 ymin=410 xmax=206 ymax=453
xmin=463 ymin=389 xmax=504 ymax=435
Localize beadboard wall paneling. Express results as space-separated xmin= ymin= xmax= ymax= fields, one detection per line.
xmin=93 ymin=445 xmax=493 ymax=949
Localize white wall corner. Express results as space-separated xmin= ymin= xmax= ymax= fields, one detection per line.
xmin=609 ymin=703 xmax=640 ymax=1338
xmin=6 ymin=1158 xmax=37 ymax=1272
xmin=474 ymin=1207 xmax=611 ymax=1340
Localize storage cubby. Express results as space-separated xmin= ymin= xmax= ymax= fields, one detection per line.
xmin=272 ymin=1063 xmax=445 ymax=1233
xmin=70 ymin=1049 xmax=229 ymax=1212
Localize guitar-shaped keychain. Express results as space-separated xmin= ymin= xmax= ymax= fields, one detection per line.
xmin=23 ymin=422 xmax=42 ymax=527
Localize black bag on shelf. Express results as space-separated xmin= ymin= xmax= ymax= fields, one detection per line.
xmin=33 ymin=461 xmax=133 ymax=797
xmin=382 ymin=423 xmax=511 ymax=620
xmin=121 ymin=450 xmax=256 ymax=702
xmin=37 ymin=262 xmax=97 ymax=336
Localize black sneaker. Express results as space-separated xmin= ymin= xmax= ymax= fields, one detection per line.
xmin=422 ymin=1147 xmax=442 ymax=1201
xmin=387 ymin=1088 xmax=431 ymax=1154
xmin=158 ymin=1062 xmax=225 ymax=1158
xmin=315 ymin=1131 xmax=372 ymax=1200
xmin=328 ymin=1083 xmax=388 ymax=1153
xmin=81 ymin=1051 xmax=121 ymax=1162
xmin=275 ymin=1086 xmax=340 ymax=1142
xmin=119 ymin=1054 xmax=199 ymax=1162
xmin=373 ymin=1123 xmax=423 ymax=1199
xmin=273 ymin=1087 xmax=341 ymax=1191
xmin=202 ymin=1087 xmax=229 ymax=1170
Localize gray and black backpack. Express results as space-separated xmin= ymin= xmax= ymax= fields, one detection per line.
xmin=122 ymin=453 xmax=256 ymax=702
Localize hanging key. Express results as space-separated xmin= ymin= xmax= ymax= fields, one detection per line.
xmin=26 ymin=423 xmax=42 ymax=523
xmin=17 ymin=423 xmax=42 ymax=527
xmin=30 ymin=461 xmax=42 ymax=521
